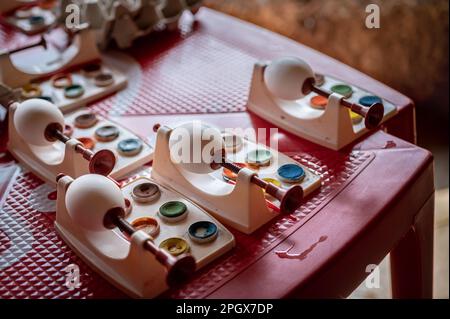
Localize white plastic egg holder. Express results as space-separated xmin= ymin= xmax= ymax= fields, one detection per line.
xmin=0 ymin=28 xmax=128 ymax=112
xmin=151 ymin=125 xmax=278 ymax=234
xmin=54 ymin=174 xmax=167 ymax=298
xmin=7 ymin=99 xmax=92 ymax=184
xmin=0 ymin=28 xmax=100 ymax=89
xmin=246 ymin=57 xmax=396 ymax=150
xmin=7 ymin=99 xmax=154 ymax=185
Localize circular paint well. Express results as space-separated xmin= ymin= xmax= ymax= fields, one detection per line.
xmin=310 ymin=95 xmax=328 ymax=109
xmin=21 ymin=83 xmax=42 ymax=99
xmin=359 ymin=95 xmax=382 ymax=107
xmin=262 ymin=177 xmax=281 ymax=187
xmin=37 ymin=95 xmax=53 ymax=102
xmin=314 ymin=73 xmax=325 ymax=86
xmin=159 ymin=237 xmax=189 ymax=256
xmin=330 ymin=84 xmax=353 ymax=98
xmin=277 ymin=163 xmax=305 ymax=183
xmin=349 ymin=111 xmax=363 ymax=124
xmin=77 ymin=137 xmax=95 ymax=150
xmin=74 ymin=113 xmax=98 ymax=128
xmin=64 ymin=124 xmax=73 ymax=137
xmin=222 ymin=132 xmax=243 ymax=152
xmin=29 ymin=15 xmax=45 ymax=25
xmin=94 ymin=73 xmax=114 ymax=87
xmin=51 ymin=73 xmax=72 ymax=88
xmin=124 ymin=198 xmax=132 ymax=216
xmin=188 ymin=221 xmax=218 ymax=244
xmin=222 ymin=162 xmax=249 ymax=182
xmin=158 ymin=201 xmax=188 ymax=222
xmin=131 ymin=217 xmax=160 ymax=238
xmin=246 ymin=149 xmax=273 ymax=167
xmin=64 ymin=84 xmax=85 ymax=99
xmin=82 ymin=63 xmax=102 ymax=77
xmin=95 ymin=125 xmax=120 ymax=142
xmin=131 ymin=182 xmax=160 ymax=203
xmin=117 ymin=138 xmax=143 ymax=156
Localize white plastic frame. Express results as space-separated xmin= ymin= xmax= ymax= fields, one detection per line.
xmin=247 ymin=62 xmax=398 ymax=150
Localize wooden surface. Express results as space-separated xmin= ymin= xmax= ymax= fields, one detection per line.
xmin=205 ymin=0 xmax=449 ymax=111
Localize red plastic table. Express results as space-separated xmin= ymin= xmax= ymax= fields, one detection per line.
xmin=0 ymin=8 xmax=433 ymax=298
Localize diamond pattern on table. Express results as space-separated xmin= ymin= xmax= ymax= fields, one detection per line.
xmin=0 ymin=151 xmax=372 ymax=298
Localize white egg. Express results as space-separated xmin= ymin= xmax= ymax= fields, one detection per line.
xmin=13 ymin=98 xmax=64 ymax=146
xmin=169 ymin=121 xmax=224 ymax=174
xmin=65 ymin=174 xmax=125 ymax=231
xmin=264 ymin=57 xmax=315 ymax=100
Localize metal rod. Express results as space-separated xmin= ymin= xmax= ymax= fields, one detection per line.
xmin=45 ymin=124 xmax=115 ymax=175
xmin=307 ymin=81 xmax=384 ymax=129
xmin=8 ymin=36 xmax=47 ymax=55
xmin=220 ymin=160 xmax=303 ymax=214
xmin=50 ymin=125 xmax=94 ymax=159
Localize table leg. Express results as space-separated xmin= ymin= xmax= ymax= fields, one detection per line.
xmin=390 ymin=194 xmax=434 ymax=298
xmin=385 ymin=106 xmax=416 ymax=144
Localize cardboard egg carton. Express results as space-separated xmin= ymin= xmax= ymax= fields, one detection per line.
xmin=76 ymin=0 xmax=203 ymax=49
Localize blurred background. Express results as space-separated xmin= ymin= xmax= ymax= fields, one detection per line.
xmin=204 ymin=0 xmax=449 ymax=298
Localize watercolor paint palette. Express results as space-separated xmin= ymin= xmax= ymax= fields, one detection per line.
xmin=18 ymin=61 xmax=127 ymax=113
xmin=120 ymin=176 xmax=235 ymax=269
xmin=211 ymin=131 xmax=322 ymax=201
xmin=64 ymin=108 xmax=154 ymax=180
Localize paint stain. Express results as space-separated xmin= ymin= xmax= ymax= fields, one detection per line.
xmin=275 ymin=236 xmax=327 ymax=260
xmin=47 ymin=191 xmax=57 ymax=200
xmin=384 ymin=140 xmax=396 ymax=148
